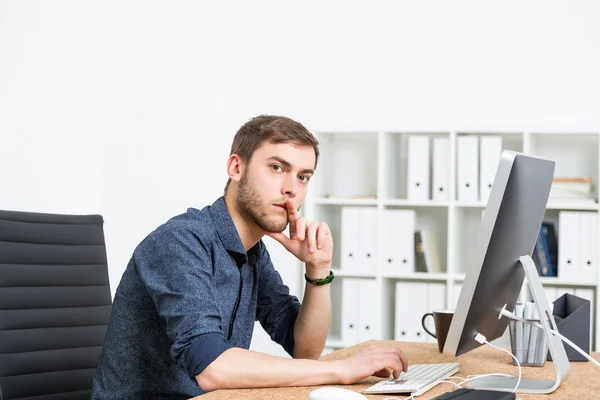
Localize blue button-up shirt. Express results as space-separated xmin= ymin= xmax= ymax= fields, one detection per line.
xmin=91 ymin=197 xmax=301 ymax=399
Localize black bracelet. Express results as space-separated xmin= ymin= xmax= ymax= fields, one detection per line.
xmin=304 ymin=270 xmax=335 ymax=286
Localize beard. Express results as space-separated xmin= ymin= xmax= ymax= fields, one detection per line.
xmin=237 ymin=173 xmax=288 ymax=233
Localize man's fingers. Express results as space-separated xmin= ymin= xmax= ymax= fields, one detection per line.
xmin=397 ymin=348 xmax=409 ymax=372
xmin=366 ymin=346 xmax=409 ymax=373
xmin=306 ymin=222 xmax=319 ymax=253
xmin=373 ymin=368 xmax=392 ymax=378
xmin=379 ymin=347 xmax=409 ymax=373
xmin=390 ymin=357 xmax=404 ymax=379
xmin=382 ymin=347 xmax=408 ymax=372
xmin=295 ymin=217 xmax=307 ymax=241
xmin=286 ymin=198 xmax=298 ymax=222
xmin=376 ymin=354 xmax=404 ymax=379
xmin=316 ymin=222 xmax=329 ymax=250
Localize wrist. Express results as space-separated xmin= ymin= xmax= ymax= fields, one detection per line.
xmin=305 ymin=263 xmax=331 ymax=279
xmin=329 ymin=360 xmax=349 ymax=385
xmin=304 ymin=270 xmax=334 ymax=286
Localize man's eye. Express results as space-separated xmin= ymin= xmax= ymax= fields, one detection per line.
xmin=299 ymin=175 xmax=310 ymax=183
xmin=272 ymin=165 xmax=283 ymax=172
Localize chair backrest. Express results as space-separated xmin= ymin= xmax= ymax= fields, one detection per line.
xmin=0 ymin=210 xmax=112 ymax=400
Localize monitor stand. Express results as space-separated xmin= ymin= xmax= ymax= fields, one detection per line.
xmin=464 ymin=255 xmax=571 ymax=394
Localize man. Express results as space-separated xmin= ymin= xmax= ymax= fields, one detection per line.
xmin=91 ymin=115 xmax=408 ymax=399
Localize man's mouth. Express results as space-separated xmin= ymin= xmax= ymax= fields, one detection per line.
xmin=273 ymin=203 xmax=287 ymax=211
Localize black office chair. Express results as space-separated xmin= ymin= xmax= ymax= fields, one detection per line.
xmin=0 ymin=210 xmax=112 ymax=400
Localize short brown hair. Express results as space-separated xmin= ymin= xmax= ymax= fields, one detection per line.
xmin=224 ymin=115 xmax=319 ymax=194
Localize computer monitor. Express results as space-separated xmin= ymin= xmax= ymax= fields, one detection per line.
xmin=443 ymin=150 xmax=570 ymax=394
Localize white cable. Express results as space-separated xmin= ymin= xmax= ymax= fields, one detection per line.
xmin=474 ymin=333 xmax=522 ymax=393
xmin=501 ymin=307 xmax=600 ymax=368
xmin=420 ymin=379 xmax=462 ymax=399
xmin=390 ymin=351 xmax=520 ymax=398
xmin=433 ymin=380 xmax=463 ymax=389
xmin=445 ymin=376 xmax=467 ymax=382
xmin=393 ymin=377 xmax=463 ymax=399
xmin=397 ymin=367 xmax=517 ymax=397
xmin=464 ymin=373 xmax=516 ymax=381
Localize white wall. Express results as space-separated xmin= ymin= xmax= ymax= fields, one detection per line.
xmin=1 ymin=0 xmax=599 ymax=356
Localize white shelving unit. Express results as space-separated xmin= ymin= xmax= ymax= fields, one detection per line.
xmin=301 ymin=131 xmax=600 ymax=353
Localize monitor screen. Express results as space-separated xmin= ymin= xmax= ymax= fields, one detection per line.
xmin=444 ymin=151 xmax=555 ymax=357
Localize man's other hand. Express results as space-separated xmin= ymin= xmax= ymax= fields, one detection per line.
xmin=333 ymin=346 xmax=409 ymax=385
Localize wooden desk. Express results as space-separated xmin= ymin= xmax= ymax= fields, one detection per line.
xmin=199 ymin=340 xmax=600 ymax=399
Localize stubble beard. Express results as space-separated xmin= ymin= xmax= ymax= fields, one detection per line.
xmin=237 ymin=173 xmax=288 ymax=233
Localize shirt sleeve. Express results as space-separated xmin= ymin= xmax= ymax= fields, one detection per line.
xmin=255 ymin=243 xmax=301 ymax=357
xmin=133 ymin=226 xmax=231 ymax=378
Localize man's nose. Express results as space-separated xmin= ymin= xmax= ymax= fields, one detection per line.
xmin=282 ymin=176 xmax=298 ymax=198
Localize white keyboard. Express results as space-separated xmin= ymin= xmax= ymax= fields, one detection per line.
xmin=363 ymin=363 xmax=460 ymax=396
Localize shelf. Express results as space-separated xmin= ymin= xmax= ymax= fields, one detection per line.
xmin=455 ymin=201 xmax=598 ymax=211
xmin=529 ymin=130 xmax=598 ymax=138
xmin=316 ymin=199 xmax=598 ymax=211
xmin=384 ymin=199 xmax=450 ymax=207
xmin=454 ymin=202 xmax=486 ymax=208
xmin=308 ymin=130 xmax=600 ymax=354
xmin=314 ymin=197 xmax=378 ymax=206
xmin=313 ymin=133 xmax=378 ymax=199
xmin=538 ymin=277 xmax=598 ymax=287
xmin=330 ymin=268 xmax=377 ymax=278
xmin=451 ymin=274 xmax=597 ymax=288
xmin=529 ymin=134 xmax=599 ymax=203
xmin=381 ymin=272 xmax=449 ymax=281
xmin=546 ymin=201 xmax=598 ymax=211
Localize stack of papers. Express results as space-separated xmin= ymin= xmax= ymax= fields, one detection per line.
xmin=549 ymin=177 xmax=594 ymax=201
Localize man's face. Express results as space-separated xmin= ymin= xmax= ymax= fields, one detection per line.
xmin=236 ymin=142 xmax=316 ymax=233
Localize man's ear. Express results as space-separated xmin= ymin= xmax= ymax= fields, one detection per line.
xmin=226 ymin=154 xmax=244 ymax=183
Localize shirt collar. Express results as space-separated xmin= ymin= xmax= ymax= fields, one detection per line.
xmin=208 ymin=196 xmax=262 ymax=266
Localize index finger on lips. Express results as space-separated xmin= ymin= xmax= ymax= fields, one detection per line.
xmin=295 ymin=217 xmax=306 ymax=241
xmin=286 ymin=198 xmax=298 ymax=221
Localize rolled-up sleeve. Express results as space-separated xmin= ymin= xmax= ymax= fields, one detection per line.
xmin=255 ymin=245 xmax=301 ymax=357
xmin=134 ymin=228 xmax=231 ymax=378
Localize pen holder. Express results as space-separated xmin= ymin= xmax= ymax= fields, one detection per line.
xmin=547 ymin=293 xmax=591 ymax=362
xmin=509 ymin=319 xmax=548 ymax=367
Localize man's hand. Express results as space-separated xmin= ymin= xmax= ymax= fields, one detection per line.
xmin=267 ymin=198 xmax=333 ymax=271
xmin=333 ymin=346 xmax=409 ymax=385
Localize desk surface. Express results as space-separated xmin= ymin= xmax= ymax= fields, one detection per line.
xmin=198 ymin=340 xmax=600 ymax=399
